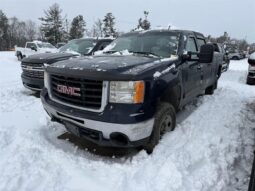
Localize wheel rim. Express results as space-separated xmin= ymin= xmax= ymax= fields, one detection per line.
xmin=159 ymin=113 xmax=173 ymax=135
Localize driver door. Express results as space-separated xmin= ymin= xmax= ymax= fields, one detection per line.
xmin=26 ymin=43 xmax=37 ymax=57
xmin=182 ymin=36 xmax=202 ymax=101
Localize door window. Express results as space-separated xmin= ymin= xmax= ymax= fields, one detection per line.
xmin=186 ymin=37 xmax=198 ymax=59
xmin=26 ymin=43 xmax=36 ymax=49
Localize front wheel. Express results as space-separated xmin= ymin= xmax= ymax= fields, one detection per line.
xmin=144 ymin=102 xmax=176 ymax=154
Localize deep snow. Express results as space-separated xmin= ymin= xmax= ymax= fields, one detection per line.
xmin=0 ymin=51 xmax=254 ymax=191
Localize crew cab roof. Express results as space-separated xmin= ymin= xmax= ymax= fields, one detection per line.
xmin=120 ymin=29 xmax=205 ymax=39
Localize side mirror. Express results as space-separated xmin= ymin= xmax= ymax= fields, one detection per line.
xmin=199 ymin=44 xmax=214 ymax=63
xmin=181 ymin=51 xmax=191 ymax=61
xmin=31 ymin=46 xmax=37 ymax=51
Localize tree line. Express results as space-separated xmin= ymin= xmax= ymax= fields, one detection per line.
xmin=0 ymin=3 xmax=150 ymax=50
xmin=0 ymin=3 xmax=251 ymax=52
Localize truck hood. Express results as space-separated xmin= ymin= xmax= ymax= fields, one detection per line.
xmin=22 ymin=52 xmax=79 ymax=64
xmin=46 ymin=55 xmax=179 ymax=80
xmin=40 ymin=48 xmax=58 ymax=53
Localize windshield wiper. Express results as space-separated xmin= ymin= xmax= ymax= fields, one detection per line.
xmin=103 ymin=50 xmax=118 ymax=54
xmin=129 ymin=51 xmax=161 ymax=58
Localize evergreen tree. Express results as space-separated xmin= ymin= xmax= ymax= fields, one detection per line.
xmin=102 ymin=13 xmax=117 ymax=37
xmin=136 ymin=11 xmax=151 ymax=30
xmin=39 ymin=3 xmax=64 ymax=45
xmin=69 ymin=15 xmax=86 ymax=40
xmin=0 ymin=10 xmax=9 ymax=50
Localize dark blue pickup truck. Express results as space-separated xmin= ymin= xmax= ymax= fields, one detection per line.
xmin=41 ymin=29 xmax=222 ymax=153
xmin=21 ymin=38 xmax=112 ymax=91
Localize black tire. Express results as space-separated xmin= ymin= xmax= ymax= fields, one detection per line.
xmin=205 ymin=81 xmax=217 ymax=95
xmin=144 ymin=102 xmax=176 ymax=154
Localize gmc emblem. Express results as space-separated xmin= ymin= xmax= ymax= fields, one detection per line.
xmin=57 ymin=85 xmax=81 ymax=97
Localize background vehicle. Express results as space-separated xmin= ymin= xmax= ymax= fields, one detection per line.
xmin=55 ymin=42 xmax=66 ymax=48
xmin=228 ymin=49 xmax=245 ymax=60
xmin=247 ymin=52 xmax=255 ymax=85
xmin=212 ymin=43 xmax=230 ymax=72
xmin=15 ymin=41 xmax=58 ymax=60
xmin=21 ymin=38 xmax=113 ymax=91
xmin=41 ymin=30 xmax=222 ymax=153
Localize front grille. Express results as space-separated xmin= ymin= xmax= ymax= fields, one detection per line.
xmin=50 ymin=75 xmax=103 ymax=110
xmin=23 ymin=70 xmax=44 ymax=78
xmin=21 ymin=62 xmax=44 ymax=68
xmin=21 ymin=62 xmax=44 ymax=78
xmin=249 ymin=72 xmax=255 ymax=77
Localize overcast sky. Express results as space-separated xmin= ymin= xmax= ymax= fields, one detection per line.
xmin=1 ymin=0 xmax=255 ymax=43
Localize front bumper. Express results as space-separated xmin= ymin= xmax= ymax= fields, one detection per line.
xmin=41 ymin=89 xmax=154 ymax=147
xmin=21 ymin=74 xmax=44 ymax=91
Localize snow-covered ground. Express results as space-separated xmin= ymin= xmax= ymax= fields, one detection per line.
xmin=0 ymin=51 xmax=254 ymax=191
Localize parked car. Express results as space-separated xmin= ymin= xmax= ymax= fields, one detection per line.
xmin=15 ymin=41 xmax=58 ymax=60
xmin=247 ymin=52 xmax=255 ymax=85
xmin=55 ymin=42 xmax=66 ymax=49
xmin=41 ymin=30 xmax=222 ymax=153
xmin=228 ymin=49 xmax=244 ymax=60
xmin=212 ymin=43 xmax=230 ymax=73
xmin=21 ymin=38 xmax=113 ymax=91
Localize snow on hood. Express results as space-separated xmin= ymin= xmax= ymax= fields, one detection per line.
xmin=61 ymin=49 xmax=81 ymax=56
xmin=40 ymin=48 xmax=58 ymax=53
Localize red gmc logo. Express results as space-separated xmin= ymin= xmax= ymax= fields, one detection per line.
xmin=57 ymin=85 xmax=81 ymax=97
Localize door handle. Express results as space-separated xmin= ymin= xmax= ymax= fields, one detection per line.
xmin=197 ymin=65 xmax=202 ymax=70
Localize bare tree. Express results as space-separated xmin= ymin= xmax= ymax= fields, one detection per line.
xmin=94 ymin=19 xmax=103 ymax=37
xmin=25 ymin=20 xmax=37 ymax=41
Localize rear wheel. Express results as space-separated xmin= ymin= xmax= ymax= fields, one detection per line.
xmin=205 ymin=81 xmax=217 ymax=95
xmin=144 ymin=102 xmax=176 ymax=154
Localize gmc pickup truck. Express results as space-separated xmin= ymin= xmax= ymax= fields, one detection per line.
xmin=41 ymin=30 xmax=222 ymax=153
xmin=21 ymin=38 xmax=112 ymax=91
xmin=15 ymin=41 xmax=58 ymax=60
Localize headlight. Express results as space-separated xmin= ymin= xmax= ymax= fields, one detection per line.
xmin=44 ymin=71 xmax=50 ymax=89
xmin=110 ymin=81 xmax=145 ymax=104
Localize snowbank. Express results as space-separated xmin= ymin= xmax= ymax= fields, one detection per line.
xmin=0 ymin=52 xmax=254 ymax=191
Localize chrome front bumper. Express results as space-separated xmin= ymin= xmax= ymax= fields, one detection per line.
xmin=43 ymin=99 xmax=154 ymax=142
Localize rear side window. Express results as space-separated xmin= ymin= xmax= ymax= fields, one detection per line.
xmin=197 ymin=38 xmax=206 ymax=51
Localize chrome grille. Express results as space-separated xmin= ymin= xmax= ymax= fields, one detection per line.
xmin=21 ymin=62 xmax=44 ymax=79
xmin=50 ymin=75 xmax=103 ymax=109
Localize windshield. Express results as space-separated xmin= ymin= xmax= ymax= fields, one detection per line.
xmin=37 ymin=43 xmax=55 ymax=49
xmin=106 ymin=32 xmax=180 ymax=58
xmin=59 ymin=39 xmax=96 ymax=54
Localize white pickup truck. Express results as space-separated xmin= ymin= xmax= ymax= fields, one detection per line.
xmin=15 ymin=41 xmax=58 ymax=60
